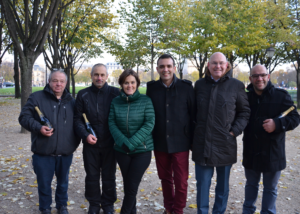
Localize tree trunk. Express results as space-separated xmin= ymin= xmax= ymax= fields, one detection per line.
xmin=151 ymin=44 xmax=154 ymax=80
xmin=19 ymin=54 xmax=34 ymax=134
xmin=66 ymin=65 xmax=70 ymax=91
xmin=71 ymin=66 xmax=75 ymax=98
xmin=13 ymin=45 xmax=21 ymax=98
xmin=297 ymin=67 xmax=300 ymax=109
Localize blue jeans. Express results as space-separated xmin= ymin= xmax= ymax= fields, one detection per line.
xmin=195 ymin=163 xmax=232 ymax=214
xmin=243 ymin=169 xmax=281 ymax=214
xmin=32 ymin=154 xmax=73 ymax=211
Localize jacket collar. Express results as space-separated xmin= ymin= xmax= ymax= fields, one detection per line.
xmin=120 ymin=89 xmax=140 ymax=102
xmin=43 ymin=84 xmax=72 ymax=102
xmin=159 ymin=74 xmax=178 ymax=89
xmin=91 ymin=82 xmax=108 ymax=93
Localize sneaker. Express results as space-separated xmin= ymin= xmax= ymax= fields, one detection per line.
xmin=57 ymin=206 xmax=69 ymax=214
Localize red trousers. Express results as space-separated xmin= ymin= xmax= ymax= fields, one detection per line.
xmin=154 ymin=150 xmax=189 ymax=214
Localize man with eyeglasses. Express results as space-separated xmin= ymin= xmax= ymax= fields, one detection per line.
xmin=242 ymin=64 xmax=299 ymax=214
xmin=192 ymin=52 xmax=250 ymax=214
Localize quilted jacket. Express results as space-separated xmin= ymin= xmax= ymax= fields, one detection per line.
xmin=108 ymin=89 xmax=155 ymax=154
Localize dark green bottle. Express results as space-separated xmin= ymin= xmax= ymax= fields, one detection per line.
xmin=35 ymin=106 xmax=53 ymax=130
xmin=83 ymin=113 xmax=96 ymax=137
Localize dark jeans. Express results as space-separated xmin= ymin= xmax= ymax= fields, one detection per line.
xmin=116 ymin=151 xmax=152 ymax=214
xmin=195 ymin=163 xmax=232 ymax=214
xmin=243 ymin=169 xmax=281 ymax=214
xmin=32 ymin=154 xmax=73 ymax=211
xmin=83 ymin=146 xmax=117 ymax=213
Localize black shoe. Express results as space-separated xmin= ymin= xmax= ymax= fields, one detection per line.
xmin=41 ymin=209 xmax=51 ymax=214
xmin=57 ymin=206 xmax=69 ymax=214
xmin=88 ymin=206 xmax=100 ymax=214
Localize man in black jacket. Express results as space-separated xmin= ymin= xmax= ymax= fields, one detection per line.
xmin=19 ymin=69 xmax=80 ymax=214
xmin=193 ymin=52 xmax=250 ymax=214
xmin=146 ymin=54 xmax=195 ymax=214
xmin=242 ymin=65 xmax=299 ymax=214
xmin=74 ymin=64 xmax=119 ymax=214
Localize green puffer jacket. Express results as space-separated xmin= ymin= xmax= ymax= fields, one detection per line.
xmin=108 ymin=89 xmax=155 ymax=154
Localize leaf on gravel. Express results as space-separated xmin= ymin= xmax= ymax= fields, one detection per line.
xmin=36 ymin=203 xmax=39 ymax=206
xmin=29 ymin=185 xmax=38 ymax=187
xmin=157 ymin=187 xmax=162 ymax=191
xmin=115 ymin=199 xmax=121 ymax=203
xmin=189 ymin=204 xmax=197 ymax=208
xmin=115 ymin=208 xmax=121 ymax=213
xmin=80 ymin=204 xmax=86 ymax=208
xmin=34 ymin=180 xmax=37 ymax=184
xmin=1 ymin=192 xmax=7 ymax=196
xmin=140 ymin=189 xmax=145 ymax=192
xmin=18 ymin=147 xmax=23 ymax=150
xmin=25 ymin=192 xmax=32 ymax=195
xmin=147 ymin=171 xmax=152 ymax=174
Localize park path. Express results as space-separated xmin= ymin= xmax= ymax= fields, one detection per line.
xmin=0 ymin=97 xmax=299 ymax=214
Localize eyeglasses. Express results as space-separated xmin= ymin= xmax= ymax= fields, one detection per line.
xmin=211 ymin=62 xmax=226 ymax=66
xmin=250 ymin=73 xmax=268 ymax=78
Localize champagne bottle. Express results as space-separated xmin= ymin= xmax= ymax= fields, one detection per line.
xmin=83 ymin=113 xmax=97 ymax=137
xmin=34 ymin=106 xmax=53 ymax=130
xmin=277 ymin=106 xmax=295 ymax=118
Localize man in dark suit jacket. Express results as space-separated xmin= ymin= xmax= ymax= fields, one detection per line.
xmin=146 ymin=54 xmax=195 ymax=214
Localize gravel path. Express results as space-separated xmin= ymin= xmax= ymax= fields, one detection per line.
xmin=0 ymin=97 xmax=299 ymax=214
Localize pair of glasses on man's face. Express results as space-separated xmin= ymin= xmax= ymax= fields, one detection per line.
xmin=250 ymin=73 xmax=268 ymax=78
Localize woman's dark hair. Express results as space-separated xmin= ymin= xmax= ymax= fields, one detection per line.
xmin=118 ymin=69 xmax=140 ymax=88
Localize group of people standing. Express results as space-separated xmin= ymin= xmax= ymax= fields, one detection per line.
xmin=18 ymin=52 xmax=299 ymax=214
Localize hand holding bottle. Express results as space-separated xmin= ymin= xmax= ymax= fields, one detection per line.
xmin=40 ymin=126 xmax=54 ymax=137
xmin=86 ymin=134 xmax=97 ymax=145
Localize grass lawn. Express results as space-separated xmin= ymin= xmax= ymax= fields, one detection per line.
xmin=0 ymin=86 xmax=147 ymax=95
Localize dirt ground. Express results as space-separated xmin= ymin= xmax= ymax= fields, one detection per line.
xmin=0 ymin=97 xmax=299 ymax=214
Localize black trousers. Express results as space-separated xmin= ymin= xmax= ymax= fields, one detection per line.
xmin=83 ymin=146 xmax=117 ymax=212
xmin=116 ymin=151 xmax=152 ymax=214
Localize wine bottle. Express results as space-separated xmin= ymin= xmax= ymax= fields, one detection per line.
xmin=83 ymin=113 xmax=97 ymax=137
xmin=34 ymin=106 xmax=53 ymax=130
xmin=277 ymin=106 xmax=295 ymax=118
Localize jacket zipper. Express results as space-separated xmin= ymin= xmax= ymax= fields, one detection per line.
xmin=143 ymin=142 xmax=147 ymax=149
xmin=126 ymin=97 xmax=130 ymax=137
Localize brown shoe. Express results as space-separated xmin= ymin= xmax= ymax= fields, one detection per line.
xmin=163 ymin=210 xmax=172 ymax=214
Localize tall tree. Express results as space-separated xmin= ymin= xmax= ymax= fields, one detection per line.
xmin=118 ymin=0 xmax=168 ymax=80
xmin=2 ymin=0 xmax=72 ymax=133
xmin=285 ymin=0 xmax=300 ymax=107
xmin=0 ymin=1 xmax=12 ymax=65
xmin=43 ymin=0 xmax=115 ymax=96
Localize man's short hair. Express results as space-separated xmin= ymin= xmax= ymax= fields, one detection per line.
xmin=157 ymin=54 xmax=176 ymax=66
xmin=91 ymin=63 xmax=108 ymax=76
xmin=49 ymin=69 xmax=67 ymax=82
xmin=250 ymin=64 xmax=268 ymax=75
xmin=118 ymin=69 xmax=141 ymax=88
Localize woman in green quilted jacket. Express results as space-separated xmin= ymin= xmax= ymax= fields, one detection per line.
xmin=108 ymin=69 xmax=155 ymax=214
